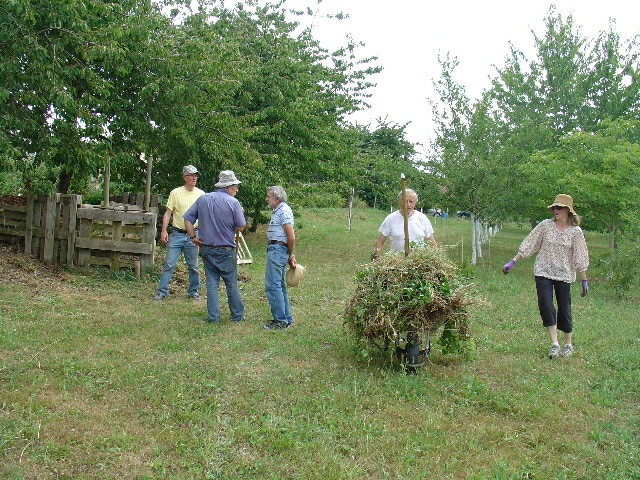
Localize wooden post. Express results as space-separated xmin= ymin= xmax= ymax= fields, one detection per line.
xmin=103 ymin=157 xmax=110 ymax=207
xmin=24 ymin=195 xmax=34 ymax=255
xmin=400 ymin=174 xmax=409 ymax=257
xmin=347 ymin=187 xmax=354 ymax=232
xmin=63 ymin=194 xmax=81 ymax=265
xmin=42 ymin=194 xmax=58 ymax=262
xmin=139 ymin=212 xmax=157 ymax=271
xmin=110 ymin=220 xmax=123 ymax=269
xmin=144 ymin=154 xmax=153 ymax=211
xmin=76 ymin=215 xmax=93 ymax=267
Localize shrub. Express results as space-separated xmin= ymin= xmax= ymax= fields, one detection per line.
xmin=595 ymin=238 xmax=640 ymax=296
xmin=286 ymin=182 xmax=349 ymax=208
xmin=344 ymin=245 xmax=483 ymax=364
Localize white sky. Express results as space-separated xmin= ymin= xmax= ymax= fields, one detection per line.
xmin=282 ymin=0 xmax=640 ymax=155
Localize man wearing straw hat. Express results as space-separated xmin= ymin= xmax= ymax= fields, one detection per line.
xmin=183 ymin=170 xmax=246 ymax=324
xmin=153 ymin=165 xmax=204 ymax=301
xmin=373 ymin=188 xmax=437 ymax=258
xmin=263 ymin=185 xmax=297 ymax=330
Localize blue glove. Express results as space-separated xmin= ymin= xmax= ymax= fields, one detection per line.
xmin=581 ymin=279 xmax=588 ymax=297
xmin=502 ymin=259 xmax=515 ymax=274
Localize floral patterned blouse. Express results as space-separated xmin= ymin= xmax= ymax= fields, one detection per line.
xmin=518 ymin=218 xmax=590 ymax=283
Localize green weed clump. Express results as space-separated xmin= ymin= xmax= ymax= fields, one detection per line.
xmin=344 ymin=244 xmax=483 ymax=358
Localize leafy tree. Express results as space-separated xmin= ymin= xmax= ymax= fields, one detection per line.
xmin=582 ymin=26 xmax=640 ymax=129
xmin=428 ymin=9 xmax=640 ymax=264
xmin=486 ymin=9 xmax=640 ymax=222
xmin=130 ymin=5 xmax=253 ymax=194
xmin=350 ymin=119 xmax=425 ymax=209
xmin=428 ymin=55 xmax=512 ymax=263
xmin=1 ymin=0 xmax=383 ymax=214
xmin=522 ymin=118 xmax=640 ymax=250
xmin=207 ymin=1 xmax=380 ymax=224
xmin=430 ymin=7 xmax=640 ymax=228
xmin=0 ymin=0 xmax=177 ymax=194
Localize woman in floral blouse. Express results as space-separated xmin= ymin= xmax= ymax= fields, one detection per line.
xmin=502 ymin=194 xmax=590 ymax=359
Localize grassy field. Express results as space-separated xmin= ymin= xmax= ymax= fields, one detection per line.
xmin=1 ymin=207 xmax=639 ymax=479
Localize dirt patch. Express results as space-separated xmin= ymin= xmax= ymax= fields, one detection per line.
xmin=0 ymin=242 xmax=72 ymax=289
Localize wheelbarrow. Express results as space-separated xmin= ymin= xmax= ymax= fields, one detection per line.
xmin=394 ymin=328 xmax=431 ymax=373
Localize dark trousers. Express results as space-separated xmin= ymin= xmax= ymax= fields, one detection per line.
xmin=535 ymin=276 xmax=572 ymax=333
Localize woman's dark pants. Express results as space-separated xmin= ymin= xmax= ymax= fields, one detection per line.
xmin=535 ymin=276 xmax=572 ymax=333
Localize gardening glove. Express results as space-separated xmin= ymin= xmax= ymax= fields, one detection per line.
xmin=581 ymin=279 xmax=588 ymax=297
xmin=502 ymin=259 xmax=515 ymax=274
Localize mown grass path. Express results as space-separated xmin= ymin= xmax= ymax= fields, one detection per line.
xmin=1 ymin=208 xmax=638 ymax=479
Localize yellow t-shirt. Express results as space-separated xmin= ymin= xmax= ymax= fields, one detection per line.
xmin=166 ymin=186 xmax=205 ymax=230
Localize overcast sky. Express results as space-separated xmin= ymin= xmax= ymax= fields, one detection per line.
xmin=282 ymin=0 xmax=640 ymax=154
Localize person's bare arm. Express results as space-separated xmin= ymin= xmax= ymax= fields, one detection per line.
xmin=375 ymin=233 xmax=387 ymax=252
xmin=160 ymin=208 xmax=172 ymax=244
xmin=283 ymin=223 xmax=296 ymax=267
xmin=184 ymin=219 xmax=202 ymax=246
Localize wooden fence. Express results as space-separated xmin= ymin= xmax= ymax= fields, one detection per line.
xmin=0 ymin=194 xmax=159 ymax=271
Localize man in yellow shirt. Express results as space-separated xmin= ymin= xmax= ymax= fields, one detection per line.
xmin=154 ymin=165 xmax=205 ymax=301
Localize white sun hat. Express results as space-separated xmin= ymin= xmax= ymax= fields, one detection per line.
xmin=285 ymin=264 xmax=306 ymax=287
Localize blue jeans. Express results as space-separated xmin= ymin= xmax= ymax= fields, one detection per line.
xmin=156 ymin=230 xmax=199 ymax=297
xmin=265 ymin=244 xmax=293 ymax=324
xmin=201 ymin=245 xmax=244 ymax=323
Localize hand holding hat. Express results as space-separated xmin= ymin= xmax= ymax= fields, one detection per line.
xmin=286 ymin=264 xmax=305 ymax=287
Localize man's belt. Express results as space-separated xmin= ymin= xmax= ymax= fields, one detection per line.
xmin=268 ymin=240 xmax=288 ymax=247
xmin=172 ymin=227 xmax=188 ymax=234
xmin=202 ymin=245 xmax=234 ymax=251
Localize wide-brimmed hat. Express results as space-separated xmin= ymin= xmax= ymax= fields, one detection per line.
xmin=214 ymin=170 xmax=242 ymax=188
xmin=285 ymin=264 xmax=305 ymax=287
xmin=182 ymin=165 xmax=199 ymax=176
xmin=547 ymin=194 xmax=576 ymax=215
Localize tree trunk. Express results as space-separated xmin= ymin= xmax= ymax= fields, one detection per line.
xmin=475 ymin=217 xmax=483 ymax=260
xmin=56 ymin=170 xmax=73 ymax=194
xmin=470 ymin=214 xmax=477 ymax=265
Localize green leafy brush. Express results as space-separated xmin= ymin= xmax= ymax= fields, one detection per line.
xmin=344 ymin=245 xmax=484 ymax=356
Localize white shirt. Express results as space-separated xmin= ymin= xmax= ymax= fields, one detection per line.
xmin=378 ymin=210 xmax=434 ymax=252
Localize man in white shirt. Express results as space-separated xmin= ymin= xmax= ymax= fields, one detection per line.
xmin=373 ymin=189 xmax=437 ymax=256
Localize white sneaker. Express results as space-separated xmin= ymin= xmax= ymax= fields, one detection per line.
xmin=562 ymin=344 xmax=574 ymax=357
xmin=548 ymin=344 xmax=561 ymax=359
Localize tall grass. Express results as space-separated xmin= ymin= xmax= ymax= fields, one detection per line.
xmin=1 ymin=208 xmax=638 ymax=479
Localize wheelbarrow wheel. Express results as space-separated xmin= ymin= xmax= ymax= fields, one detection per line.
xmin=405 ymin=339 xmax=421 ymax=372
xmin=395 ymin=331 xmax=430 ymax=373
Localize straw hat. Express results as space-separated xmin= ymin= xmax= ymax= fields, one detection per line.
xmin=214 ymin=170 xmax=242 ymax=188
xmin=547 ymin=194 xmax=577 ymax=215
xmin=286 ymin=264 xmax=305 ymax=287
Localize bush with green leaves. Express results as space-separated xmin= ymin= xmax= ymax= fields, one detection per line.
xmin=287 ymin=182 xmax=350 ymax=208
xmin=595 ymin=238 xmax=640 ymax=296
xmin=344 ymin=245 xmax=482 ymax=361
